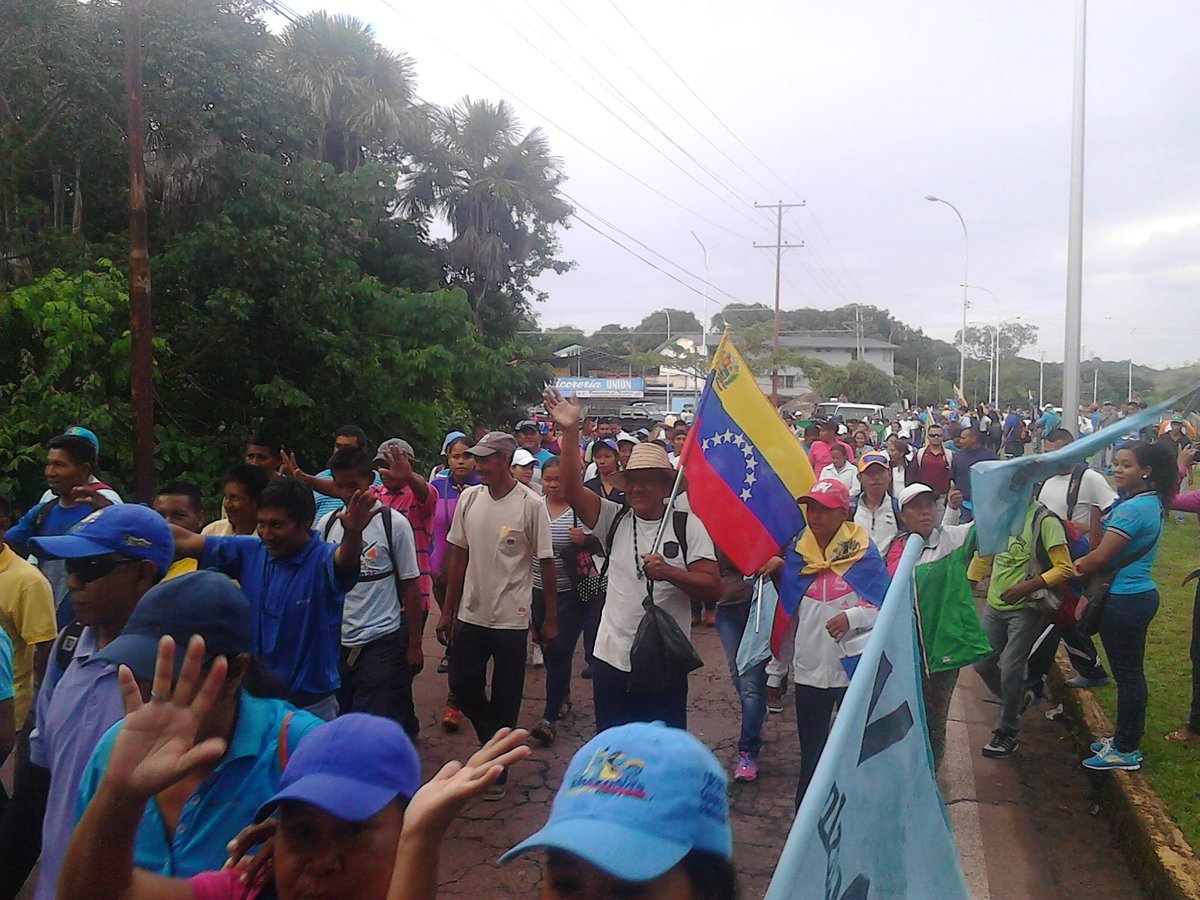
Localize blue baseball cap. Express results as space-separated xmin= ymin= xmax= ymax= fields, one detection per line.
xmin=254 ymin=714 xmax=421 ymax=823
xmin=30 ymin=504 xmax=173 ymax=576
xmin=440 ymin=430 xmax=466 ymax=455
xmin=63 ymin=425 xmax=100 ymax=455
xmin=89 ymin=571 xmax=253 ymax=680
xmin=501 ymin=722 xmax=731 ymax=881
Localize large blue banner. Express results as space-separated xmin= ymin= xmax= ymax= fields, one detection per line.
xmin=766 ymin=535 xmax=968 ymax=900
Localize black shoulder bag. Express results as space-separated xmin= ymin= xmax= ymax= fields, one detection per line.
xmin=1075 ymin=522 xmax=1162 ymax=636
xmin=627 ymin=512 xmax=704 ymax=691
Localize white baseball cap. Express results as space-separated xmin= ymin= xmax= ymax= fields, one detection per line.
xmin=512 ymin=448 xmax=537 ymax=467
xmin=897 ymin=483 xmax=934 ymax=508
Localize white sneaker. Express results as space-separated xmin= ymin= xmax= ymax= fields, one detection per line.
xmin=531 ymin=644 xmax=544 ymax=668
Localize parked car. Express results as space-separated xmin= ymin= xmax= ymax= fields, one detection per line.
xmin=619 ymin=401 xmax=664 ymax=420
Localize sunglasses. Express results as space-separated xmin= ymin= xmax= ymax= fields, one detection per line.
xmin=65 ymin=556 xmax=139 ymax=584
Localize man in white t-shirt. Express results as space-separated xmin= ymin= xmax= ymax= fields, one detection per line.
xmin=436 ymin=432 xmax=555 ymax=797
xmin=545 ymin=389 xmax=719 ymax=733
xmin=1026 ymin=428 xmax=1117 ymax=696
xmin=317 ymin=447 xmax=422 ymax=734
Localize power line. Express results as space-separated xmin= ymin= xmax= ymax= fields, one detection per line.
xmin=479 ymin=2 xmax=769 ymax=235
xmin=368 ymin=0 xmax=755 ymax=243
xmin=526 ymin=1 xmax=772 ymax=210
xmin=563 ymin=192 xmax=742 ymax=306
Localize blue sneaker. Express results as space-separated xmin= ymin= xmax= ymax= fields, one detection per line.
xmin=1067 ymin=674 xmax=1110 ymax=689
xmin=1082 ymin=746 xmax=1142 ymax=771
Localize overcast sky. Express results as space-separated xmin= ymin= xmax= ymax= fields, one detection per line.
xmin=277 ymin=1 xmax=1199 ymax=368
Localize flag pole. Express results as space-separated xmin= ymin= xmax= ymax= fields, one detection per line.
xmin=754 ymin=576 xmax=763 ymax=633
xmin=651 ymin=462 xmax=687 ymax=553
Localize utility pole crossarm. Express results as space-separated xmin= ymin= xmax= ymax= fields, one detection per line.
xmin=753 ymin=201 xmax=806 ymax=408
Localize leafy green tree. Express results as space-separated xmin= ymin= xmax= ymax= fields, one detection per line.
xmin=812 ymin=361 xmax=897 ymax=405
xmin=402 ymin=97 xmax=573 ymax=331
xmin=276 ymin=11 xmax=423 ymax=174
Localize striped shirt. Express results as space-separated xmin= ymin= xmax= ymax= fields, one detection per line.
xmin=377 ymin=484 xmax=437 ymax=611
xmin=533 ymin=503 xmax=577 ymax=593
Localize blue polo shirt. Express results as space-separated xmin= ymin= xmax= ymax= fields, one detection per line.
xmin=0 ymin=628 xmax=12 ymax=703
xmin=1104 ymin=493 xmax=1164 ymax=595
xmin=201 ymin=534 xmax=355 ymax=698
xmin=30 ymin=627 xmax=125 ymax=900
xmin=77 ymin=692 xmax=322 ymax=876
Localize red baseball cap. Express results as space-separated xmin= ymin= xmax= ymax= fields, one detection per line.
xmin=798 ymin=478 xmax=851 ymax=511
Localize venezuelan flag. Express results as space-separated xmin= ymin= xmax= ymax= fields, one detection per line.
xmin=680 ymin=332 xmax=814 ymax=573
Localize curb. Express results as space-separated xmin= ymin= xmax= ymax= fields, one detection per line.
xmin=1051 ymin=654 xmax=1200 ymax=900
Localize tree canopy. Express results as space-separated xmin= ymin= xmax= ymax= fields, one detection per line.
xmin=0 ymin=0 xmax=568 ymax=505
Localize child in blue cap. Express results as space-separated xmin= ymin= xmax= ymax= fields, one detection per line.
xmin=502 ymin=721 xmax=738 ymax=899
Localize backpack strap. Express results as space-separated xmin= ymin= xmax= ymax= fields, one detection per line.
xmin=1065 ymin=463 xmax=1088 ymax=522
xmin=890 ymin=495 xmax=902 ymax=521
xmin=597 ymin=506 xmax=632 ymax=579
xmin=672 ymin=509 xmax=689 ymax=561
xmin=380 ymin=508 xmax=406 ymax=612
xmin=54 ymin=619 xmax=85 ymax=674
xmin=322 ymin=515 xmax=337 ymax=541
xmin=278 ymin=710 xmax=296 ymax=771
xmin=32 ymin=499 xmax=58 ymax=536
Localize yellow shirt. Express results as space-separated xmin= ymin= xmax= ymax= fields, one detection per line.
xmin=0 ymin=545 xmax=58 ymax=726
xmin=164 ymin=557 xmax=199 ymax=581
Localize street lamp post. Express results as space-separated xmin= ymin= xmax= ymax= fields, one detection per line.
xmin=925 ymin=195 xmax=970 ymax=393
xmin=691 ymin=231 xmax=710 ymax=406
xmin=662 ymin=308 xmax=672 ymax=413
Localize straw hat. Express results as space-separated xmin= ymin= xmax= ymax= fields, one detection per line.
xmin=609 ymin=443 xmax=684 ymax=491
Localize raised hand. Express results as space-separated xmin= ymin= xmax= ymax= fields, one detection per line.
xmin=280 ymin=450 xmax=304 ymax=479
xmin=543 ymin=387 xmax=583 ymax=430
xmin=68 ymin=485 xmax=114 ymax=510
xmin=400 ymin=729 xmax=532 ymax=843
xmin=104 ymin=635 xmax=229 ymax=801
xmin=337 ymin=489 xmax=377 ymax=536
xmin=380 ymin=444 xmax=414 ymax=484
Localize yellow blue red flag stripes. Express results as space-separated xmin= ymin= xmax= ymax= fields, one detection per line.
xmin=680 ymin=332 xmax=815 ymax=573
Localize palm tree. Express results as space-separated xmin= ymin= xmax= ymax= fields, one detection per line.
xmin=275 ymin=12 xmax=421 ymax=172
xmin=402 ymin=97 xmax=572 ymax=326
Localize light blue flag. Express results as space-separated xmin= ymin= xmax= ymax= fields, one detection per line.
xmin=736 ymin=577 xmax=776 ymax=676
xmin=970 ymin=397 xmax=1180 ymax=555
xmin=766 ymin=535 xmax=968 ymax=900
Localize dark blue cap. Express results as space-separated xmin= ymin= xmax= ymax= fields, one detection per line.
xmin=89 ymin=571 xmax=253 ymax=680
xmin=30 ymin=504 xmax=173 ymax=576
xmin=254 ymin=714 xmax=421 ymax=823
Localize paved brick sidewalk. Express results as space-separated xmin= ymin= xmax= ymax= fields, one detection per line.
xmin=410 ymin=619 xmax=795 ymax=898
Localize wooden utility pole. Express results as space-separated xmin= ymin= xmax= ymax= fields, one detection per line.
xmin=754 ymin=201 xmax=804 ymax=407
xmin=125 ymin=0 xmax=154 ymax=501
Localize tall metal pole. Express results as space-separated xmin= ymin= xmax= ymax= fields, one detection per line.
xmin=915 ymin=357 xmax=920 ymax=407
xmin=126 ymin=0 xmax=154 ymax=502
xmin=1062 ymin=0 xmax=1088 ymax=436
xmin=1039 ymin=351 xmax=1045 ymax=406
xmin=1128 ymin=359 xmax=1133 ymax=402
xmin=925 ymin=196 xmax=969 ymax=392
xmin=663 ymin=308 xmax=672 ymax=413
xmin=754 ymin=201 xmax=804 ymax=407
xmin=691 ymin=231 xmax=709 ymax=406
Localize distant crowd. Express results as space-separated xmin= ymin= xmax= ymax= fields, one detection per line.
xmin=0 ymin=388 xmax=1195 ymax=899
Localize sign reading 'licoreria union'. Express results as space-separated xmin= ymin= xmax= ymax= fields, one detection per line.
xmin=554 ymin=377 xmax=645 ymax=398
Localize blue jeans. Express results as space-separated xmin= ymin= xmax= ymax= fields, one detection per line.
xmin=1098 ymin=589 xmax=1159 ymax=753
xmin=714 ymin=604 xmax=768 ymax=753
xmin=533 ymin=587 xmax=586 ymax=721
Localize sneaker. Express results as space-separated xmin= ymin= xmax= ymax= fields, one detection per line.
xmin=981 ymin=730 xmax=1019 ymax=758
xmin=531 ymin=718 xmax=556 ymax=747
xmin=1089 ymin=737 xmax=1142 ymax=762
xmin=766 ymin=684 xmax=786 ymax=714
xmin=531 ymin=644 xmax=544 ymax=668
xmin=1066 ymin=674 xmax=1109 ymax=689
xmin=436 ymin=655 xmax=450 ymax=675
xmin=580 ymin=663 xmax=594 ymax=680
xmin=441 ymin=705 xmax=463 ymax=733
xmin=1083 ymin=746 xmax=1143 ymax=771
xmin=733 ymin=751 xmax=759 ymax=783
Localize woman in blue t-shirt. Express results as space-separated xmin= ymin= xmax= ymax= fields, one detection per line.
xmin=1074 ymin=441 xmax=1176 ymax=771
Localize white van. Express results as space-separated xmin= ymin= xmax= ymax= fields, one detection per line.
xmin=814 ymin=401 xmax=887 ymax=422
